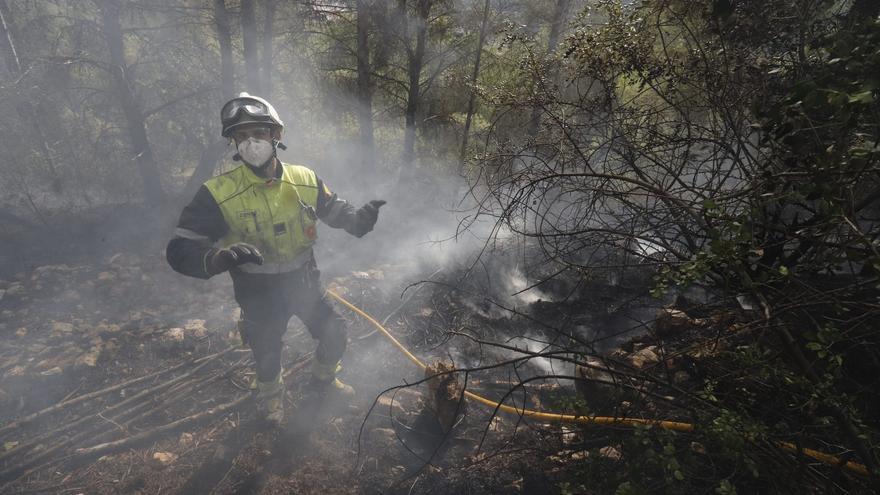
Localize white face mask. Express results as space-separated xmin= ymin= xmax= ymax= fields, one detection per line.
xmin=237 ymin=137 xmax=274 ymax=168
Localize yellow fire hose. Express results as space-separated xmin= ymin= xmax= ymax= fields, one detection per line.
xmin=326 ymin=290 xmax=871 ymax=477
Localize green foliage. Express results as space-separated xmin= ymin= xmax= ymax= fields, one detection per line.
xmin=472 ymin=0 xmax=880 ymax=492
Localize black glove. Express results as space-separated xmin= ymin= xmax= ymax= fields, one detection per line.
xmin=354 ymin=200 xmax=385 ymax=237
xmin=207 ymin=243 xmax=264 ymax=275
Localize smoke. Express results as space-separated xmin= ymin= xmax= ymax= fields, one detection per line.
xmin=506 ymin=335 xmax=574 ymax=382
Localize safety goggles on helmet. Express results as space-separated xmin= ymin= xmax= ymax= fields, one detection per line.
xmin=221 ymin=98 xmax=271 ymax=123
xmin=220 ymin=92 xmax=284 ymax=138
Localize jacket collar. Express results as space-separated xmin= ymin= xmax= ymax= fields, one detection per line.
xmin=239 ymin=159 xmax=283 ymax=185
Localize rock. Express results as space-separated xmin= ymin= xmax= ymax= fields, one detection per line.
xmin=0 ymin=289 xmax=5 ymax=302
xmin=599 ymin=445 xmax=622 ymax=461
xmin=183 ymin=319 xmax=208 ymax=338
xmin=575 ymin=358 xmax=619 ymax=412
xmin=15 ymin=327 xmax=27 ymax=338
xmin=629 ymin=346 xmax=660 ymax=369
xmin=2 ymin=356 xmax=20 ymax=372
xmin=504 ymin=477 xmax=524 ymax=493
xmin=96 ymin=271 xmax=116 ymax=283
xmin=31 ymin=264 xmax=75 ymax=281
xmin=109 ymin=252 xmax=141 ymax=267
xmin=561 ymin=426 xmax=580 ymax=446
xmin=75 ymin=344 xmax=103 ymax=368
xmin=371 ymin=427 xmax=397 ymax=448
xmin=149 ymin=451 xmax=177 ymax=469
xmin=163 ymin=328 xmax=185 ymax=342
xmin=51 ymin=321 xmax=75 ymax=335
xmin=95 ymin=322 xmax=121 ymax=336
xmin=28 ymin=343 xmax=48 ymax=354
xmin=351 ymin=269 xmax=384 ymax=280
xmin=654 ymin=308 xmax=693 ymax=337
xmin=654 ymin=308 xmax=708 ymax=337
xmin=5 ymin=283 xmax=24 ymax=298
xmin=178 ymin=432 xmax=194 ymax=447
xmin=727 ymin=323 xmax=746 ymax=333
xmin=40 ymin=367 xmax=63 ymax=376
xmin=377 ymin=395 xmax=406 ymax=414
xmin=4 ymin=366 xmax=26 ymax=378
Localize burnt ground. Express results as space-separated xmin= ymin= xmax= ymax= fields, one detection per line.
xmin=0 ymin=242 xmax=691 ymax=494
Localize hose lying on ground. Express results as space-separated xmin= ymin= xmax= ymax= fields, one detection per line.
xmin=326 ymin=289 xmax=871 ymax=478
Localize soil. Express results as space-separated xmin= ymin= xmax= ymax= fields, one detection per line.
xmin=0 ymin=244 xmax=638 ymax=494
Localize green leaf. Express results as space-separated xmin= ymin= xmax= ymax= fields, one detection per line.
xmin=848 ymin=91 xmax=874 ymax=104
xmin=716 ymin=479 xmax=737 ymax=495
xmin=778 ymin=265 xmax=790 ymax=276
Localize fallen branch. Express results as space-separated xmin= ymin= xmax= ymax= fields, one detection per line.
xmin=72 ymin=392 xmax=250 ymax=458
xmin=0 ymin=356 xmax=198 ymax=438
xmin=0 ymin=346 xmax=235 ymax=464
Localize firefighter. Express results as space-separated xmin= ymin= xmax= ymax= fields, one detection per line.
xmin=166 ymin=92 xmax=384 ymax=425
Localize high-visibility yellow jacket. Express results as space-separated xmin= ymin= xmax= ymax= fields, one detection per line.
xmin=204 ymin=163 xmax=320 ymax=274
xmin=166 ymin=161 xmax=376 ymax=279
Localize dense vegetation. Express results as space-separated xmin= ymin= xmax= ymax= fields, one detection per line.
xmin=1 ymin=0 xmax=878 ymax=492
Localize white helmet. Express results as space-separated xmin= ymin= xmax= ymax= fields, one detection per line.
xmin=220 ymin=92 xmax=284 ymax=138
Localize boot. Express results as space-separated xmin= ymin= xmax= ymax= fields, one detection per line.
xmin=256 ymin=372 xmax=285 ymax=426
xmin=308 ymin=360 xmax=355 ymax=400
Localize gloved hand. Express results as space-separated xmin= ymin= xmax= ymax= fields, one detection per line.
xmin=362 ymin=200 xmax=385 ymax=223
xmin=207 ymin=243 xmax=264 ymax=275
xmin=353 ymin=200 xmax=385 ymax=237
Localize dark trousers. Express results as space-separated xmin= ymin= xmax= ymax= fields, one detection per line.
xmin=231 ymin=260 xmax=347 ymax=382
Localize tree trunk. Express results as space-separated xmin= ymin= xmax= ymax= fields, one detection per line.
xmin=183 ymin=139 xmax=227 ymax=201
xmin=402 ymin=0 xmax=431 ymax=168
xmin=546 ymin=0 xmax=569 ymax=54
xmin=240 ymin=0 xmax=261 ymax=94
xmin=99 ymin=0 xmax=164 ymax=207
xmin=356 ymin=0 xmax=375 ymax=172
xmin=0 ymin=0 xmax=62 ymax=193
xmin=213 ymin=0 xmax=234 ymax=99
xmin=527 ymin=0 xmax=569 ymax=137
xmin=370 ymin=1 xmax=392 ymax=71
xmin=261 ymin=0 xmax=275 ymax=98
xmin=458 ymin=0 xmax=490 ymax=172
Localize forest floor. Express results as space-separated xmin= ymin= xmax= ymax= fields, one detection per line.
xmin=0 ymin=245 xmax=703 ymax=494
